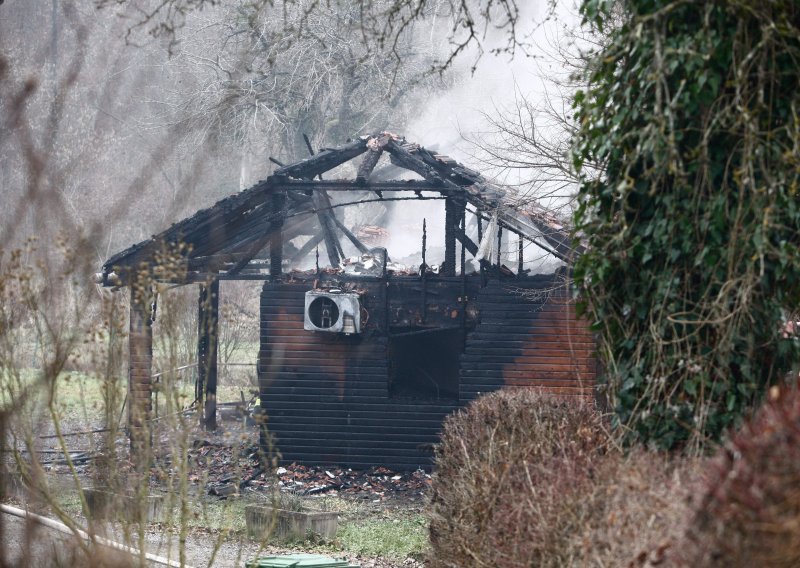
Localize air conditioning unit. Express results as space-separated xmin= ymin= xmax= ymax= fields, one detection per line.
xmin=304 ymin=290 xmax=361 ymax=334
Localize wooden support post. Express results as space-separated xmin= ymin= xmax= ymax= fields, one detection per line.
xmin=444 ymin=198 xmax=460 ymax=277
xmin=497 ymin=224 xmax=504 ymax=267
xmin=128 ymin=287 xmax=153 ymax=467
xmin=477 ymin=213 xmax=488 ymax=287
xmin=270 ymin=193 xmax=286 ymax=280
xmin=422 ymin=218 xmax=428 ymax=323
xmin=197 ymin=280 xmax=219 ymax=431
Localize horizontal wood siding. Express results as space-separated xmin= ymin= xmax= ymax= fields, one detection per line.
xmin=259 ymin=282 xmax=458 ymax=470
xmin=259 ymin=275 xmax=596 ymax=469
xmin=460 ymin=276 xmax=596 ymax=401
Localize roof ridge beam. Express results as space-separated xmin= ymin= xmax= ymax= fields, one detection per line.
xmin=273 ymin=138 xmax=369 ymax=180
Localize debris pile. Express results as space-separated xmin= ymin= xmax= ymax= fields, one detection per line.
xmin=184 ymin=440 xmax=431 ymax=502
xmin=342 ymin=251 xmax=411 ymax=276
xmin=355 ymin=226 xmax=389 ymax=247
xmin=273 ymin=464 xmax=431 ymax=501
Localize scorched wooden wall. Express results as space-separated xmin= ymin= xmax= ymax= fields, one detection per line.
xmin=258 ymin=272 xmax=596 ymax=469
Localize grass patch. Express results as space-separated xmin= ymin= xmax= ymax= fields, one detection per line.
xmin=333 ymin=514 xmax=428 ymax=560
xmin=186 ymin=497 xmax=249 ymax=534
xmin=1 ymin=370 xmax=124 ymax=428
xmin=52 ymin=486 xmax=85 ymax=518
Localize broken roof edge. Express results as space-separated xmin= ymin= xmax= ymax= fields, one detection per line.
xmin=101 ymin=131 xmax=581 ymax=285
xmin=101 ymin=176 xmax=278 ymax=277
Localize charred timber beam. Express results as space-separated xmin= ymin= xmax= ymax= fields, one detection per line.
xmin=270 ymin=192 xmax=286 ymax=280
xmin=495 ymin=210 xmax=581 ymax=263
xmin=444 ymin=197 xmax=466 ymax=277
xmin=140 ymin=181 xmax=279 ymax=261
xmin=389 ymin=326 xmax=462 ymax=338
xmin=385 ymin=139 xmax=580 ymax=263
xmin=356 ymin=133 xmax=391 ymax=183
xmin=217 ymin=205 xmax=313 ymax=259
xmin=290 ymin=232 xmax=325 ymax=265
xmin=103 ymin=178 xmax=277 ymax=273
xmin=129 ymin=286 xmax=153 ymax=467
xmin=312 ymin=191 xmax=342 ymax=268
xmin=223 ymin=192 xmax=289 ymax=277
xmin=188 ymin=253 xmax=250 ymax=272
xmin=276 ymin=180 xmax=443 ymax=193
xmin=331 ymin=216 xmax=369 ymax=254
xmin=455 ymin=226 xmax=478 ymax=256
xmin=273 ymin=138 xmax=368 ymax=180
xmin=197 ymin=280 xmax=219 ymax=431
xmin=385 ymin=140 xmax=447 ymax=186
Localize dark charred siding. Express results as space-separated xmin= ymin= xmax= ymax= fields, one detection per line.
xmin=259 ymin=281 xmax=459 ymax=470
xmin=258 ymin=274 xmax=596 ymax=470
xmin=460 ymin=275 xmax=595 ymax=400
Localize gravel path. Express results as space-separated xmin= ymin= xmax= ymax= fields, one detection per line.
xmin=1 ymin=507 xmax=422 ymax=567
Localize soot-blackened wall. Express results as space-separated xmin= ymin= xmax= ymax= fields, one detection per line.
xmin=258 ymin=273 xmax=595 ymax=469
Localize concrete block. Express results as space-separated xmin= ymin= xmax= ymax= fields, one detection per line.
xmin=245 ymin=505 xmax=338 ymax=542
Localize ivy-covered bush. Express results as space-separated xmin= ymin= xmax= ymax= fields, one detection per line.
xmin=573 ymin=0 xmax=800 ymax=448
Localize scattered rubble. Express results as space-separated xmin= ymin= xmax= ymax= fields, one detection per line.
xmin=271 ymin=464 xmax=431 ymax=502
xmin=342 ymin=251 xmax=412 ymax=276
xmin=184 ymin=440 xmax=430 ymax=503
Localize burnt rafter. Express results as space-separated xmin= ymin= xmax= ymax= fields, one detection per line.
xmin=273 ymin=138 xmax=368 ymax=180
xmin=102 ymin=132 xmax=580 ymax=286
xmin=312 ymin=191 xmax=343 ymax=268
xmin=383 ymin=139 xmax=581 ymax=262
xmin=455 ymin=226 xmax=479 ymax=256
xmin=356 ymin=132 xmax=392 ymax=183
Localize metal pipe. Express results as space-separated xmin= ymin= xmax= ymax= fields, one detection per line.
xmin=0 ymin=503 xmax=194 ymax=568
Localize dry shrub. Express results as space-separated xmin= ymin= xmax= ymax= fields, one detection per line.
xmin=580 ymin=449 xmax=694 ymax=567
xmin=427 ymin=389 xmax=695 ymax=568
xmin=679 ymin=386 xmax=800 ymax=567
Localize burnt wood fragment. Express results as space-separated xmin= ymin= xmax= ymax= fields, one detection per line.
xmin=331 ymin=216 xmax=369 ymax=254
xmin=455 ymin=226 xmax=478 ymax=256
xmin=356 ymin=133 xmax=392 ymax=183
xmin=273 ymin=138 xmax=368 ymax=180
xmin=312 ymin=191 xmax=342 ymax=268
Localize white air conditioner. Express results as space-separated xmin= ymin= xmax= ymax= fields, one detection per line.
xmin=304 ymin=290 xmax=361 ymax=334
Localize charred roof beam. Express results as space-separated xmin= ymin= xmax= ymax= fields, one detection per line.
xmin=312 ymin=191 xmax=343 ymax=268
xmin=272 ymin=138 xmax=369 ymax=180
xmin=276 ymin=180 xmax=442 ymax=193
xmin=455 ymin=226 xmax=479 ymax=256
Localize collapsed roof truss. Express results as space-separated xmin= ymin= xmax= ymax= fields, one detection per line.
xmin=102 ymin=133 xmax=581 ymax=285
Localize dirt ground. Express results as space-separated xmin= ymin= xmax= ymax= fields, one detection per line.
xmin=2 ymin=513 xmax=421 ymax=567
xmin=2 ymin=411 xmax=428 ymax=567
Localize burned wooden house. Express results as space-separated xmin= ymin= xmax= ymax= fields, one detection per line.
xmin=102 ymin=133 xmax=596 ymax=469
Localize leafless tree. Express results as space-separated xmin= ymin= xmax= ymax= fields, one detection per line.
xmin=463 ymin=2 xmax=612 ymax=219
xmin=98 ymin=0 xmax=538 ymax=72
xmin=138 ymin=0 xmax=456 ymax=191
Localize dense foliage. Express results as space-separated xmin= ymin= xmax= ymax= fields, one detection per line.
xmin=573 ymin=0 xmax=800 ymax=448
xmin=681 ymin=385 xmax=800 ymax=566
